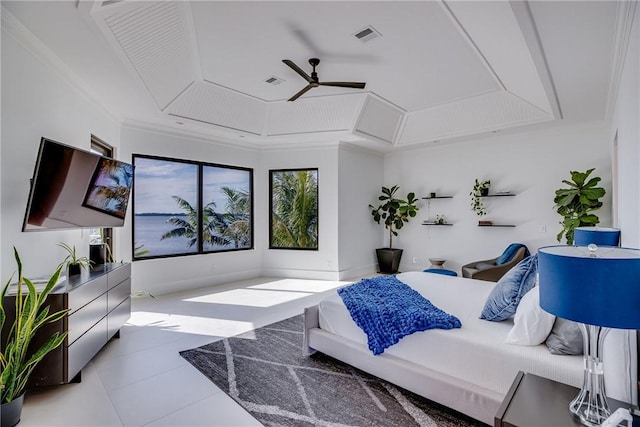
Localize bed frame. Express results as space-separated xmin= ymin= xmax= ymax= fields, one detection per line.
xmin=304 ymin=305 xmax=640 ymax=426
xmin=303 ymin=305 xmax=502 ymax=424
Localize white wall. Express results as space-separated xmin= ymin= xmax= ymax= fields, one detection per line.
xmin=337 ymin=144 xmax=384 ymax=278
xmin=1 ymin=25 xmax=121 ymax=280
xmin=259 ymin=145 xmax=342 ymax=280
xmin=384 ymin=122 xmax=612 ymax=274
xmin=611 ymin=5 xmax=639 ymax=248
xmin=119 ymin=125 xmax=262 ymax=296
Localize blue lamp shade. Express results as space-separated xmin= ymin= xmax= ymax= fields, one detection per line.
xmin=538 ymin=245 xmax=640 ymax=329
xmin=573 ymin=226 xmax=620 ymax=246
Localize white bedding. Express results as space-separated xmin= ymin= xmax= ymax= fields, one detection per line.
xmin=319 ymin=271 xmax=585 ymax=396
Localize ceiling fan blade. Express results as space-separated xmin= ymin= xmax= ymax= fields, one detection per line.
xmin=282 ymin=60 xmax=313 ymax=83
xmin=319 ymin=82 xmax=366 ymax=89
xmin=288 ymin=84 xmax=314 ymax=102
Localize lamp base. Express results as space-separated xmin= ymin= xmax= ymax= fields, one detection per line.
xmin=570 ymin=324 xmax=611 ymax=426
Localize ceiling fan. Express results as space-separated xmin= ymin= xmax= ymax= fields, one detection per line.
xmin=282 ymin=58 xmax=366 ymax=101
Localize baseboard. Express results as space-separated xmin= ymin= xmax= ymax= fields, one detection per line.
xmin=261 ymin=268 xmax=341 ymax=281
xmin=133 ymin=268 xmax=262 ymax=296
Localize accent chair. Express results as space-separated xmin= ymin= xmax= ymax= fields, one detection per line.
xmin=461 ymin=244 xmax=530 ymax=282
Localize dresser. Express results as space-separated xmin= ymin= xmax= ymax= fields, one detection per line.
xmin=1 ymin=262 xmax=131 ymax=387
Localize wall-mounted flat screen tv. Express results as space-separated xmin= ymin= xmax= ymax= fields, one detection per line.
xmin=22 ymin=137 xmax=134 ymax=231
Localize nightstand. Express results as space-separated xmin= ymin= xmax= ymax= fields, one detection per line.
xmin=495 ymin=371 xmax=634 ymax=427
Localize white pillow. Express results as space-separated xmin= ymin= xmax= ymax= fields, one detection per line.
xmin=506 ymin=286 xmax=556 ymax=345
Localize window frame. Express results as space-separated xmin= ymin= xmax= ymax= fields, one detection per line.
xmin=132 ymin=154 xmax=254 ymax=260
xmin=269 ymin=168 xmax=319 ymax=251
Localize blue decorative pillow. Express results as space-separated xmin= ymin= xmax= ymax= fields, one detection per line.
xmin=480 ymin=254 xmax=538 ymax=321
xmin=496 ymin=243 xmax=530 ymax=265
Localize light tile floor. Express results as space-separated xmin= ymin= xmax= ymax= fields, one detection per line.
xmin=20 ymin=276 xmax=353 ymax=426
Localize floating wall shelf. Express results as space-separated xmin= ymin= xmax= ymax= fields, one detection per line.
xmin=479 ymin=193 xmax=515 ymax=198
xmin=422 ymin=222 xmax=454 ymax=226
xmin=422 ymin=196 xmax=454 ymax=200
xmin=478 ymin=224 xmax=516 ymax=227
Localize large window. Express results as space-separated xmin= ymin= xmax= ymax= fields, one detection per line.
xmin=133 ymin=155 xmax=253 ymax=259
xmin=269 ymin=168 xmax=318 ymax=250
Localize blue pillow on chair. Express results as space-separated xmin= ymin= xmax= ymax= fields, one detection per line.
xmin=480 ymin=254 xmax=538 ymax=321
xmin=496 ymin=243 xmax=530 ymax=265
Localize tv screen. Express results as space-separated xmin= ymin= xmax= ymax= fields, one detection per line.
xmin=22 ymin=137 xmax=134 ymax=231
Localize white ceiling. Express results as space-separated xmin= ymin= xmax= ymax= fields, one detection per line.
xmin=1 ymin=1 xmax=631 ymax=151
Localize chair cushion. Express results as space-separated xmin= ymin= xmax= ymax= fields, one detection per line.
xmin=423 ymin=269 xmax=457 ymax=276
xmin=496 ymin=243 xmax=530 ymax=265
xmin=479 ymin=254 xmax=538 ymax=321
xmin=475 ymin=262 xmax=495 ymax=271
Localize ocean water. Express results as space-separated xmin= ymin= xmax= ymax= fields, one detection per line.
xmin=134 ymin=215 xmax=196 ymax=257
xmin=133 ymin=215 xmax=248 ymax=258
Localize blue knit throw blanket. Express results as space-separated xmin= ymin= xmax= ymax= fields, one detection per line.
xmin=337 ymin=275 xmax=461 ymax=355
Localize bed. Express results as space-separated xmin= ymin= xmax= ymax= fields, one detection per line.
xmin=303 ymin=271 xmax=637 ymax=425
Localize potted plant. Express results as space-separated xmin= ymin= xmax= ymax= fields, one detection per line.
xmin=58 ymin=243 xmax=93 ymax=277
xmin=554 ymin=168 xmax=605 ymax=244
xmin=470 ymin=179 xmax=491 ymax=216
xmin=1 ymin=248 xmax=68 ymax=427
xmin=369 ymin=185 xmax=419 ymax=273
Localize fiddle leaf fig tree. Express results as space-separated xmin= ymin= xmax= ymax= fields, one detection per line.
xmin=369 ymin=185 xmax=419 ymax=249
xmin=554 ymin=168 xmax=605 ymax=244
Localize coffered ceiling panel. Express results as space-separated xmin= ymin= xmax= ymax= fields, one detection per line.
xmin=265 ymin=94 xmax=365 ymax=137
xmin=399 ymin=90 xmax=553 ymax=146
xmin=102 ymin=1 xmax=197 ymax=110
xmin=167 ymin=81 xmax=266 ymax=135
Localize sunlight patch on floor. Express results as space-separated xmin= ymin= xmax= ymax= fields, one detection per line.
xmin=183 ymin=278 xmax=350 ymax=307
xmin=127 ymin=311 xmax=256 ymax=338
xmin=248 ymin=278 xmax=352 ymax=293
xmin=183 ymin=288 xmax=313 ymax=307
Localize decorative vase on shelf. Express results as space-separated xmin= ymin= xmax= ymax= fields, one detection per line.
xmin=1 ymin=393 xmax=24 ymax=427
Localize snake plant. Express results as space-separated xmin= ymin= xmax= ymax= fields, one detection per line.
xmin=1 ymin=247 xmax=68 ymax=403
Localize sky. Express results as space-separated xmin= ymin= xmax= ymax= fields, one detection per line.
xmin=133 ymin=157 xmax=250 ymax=214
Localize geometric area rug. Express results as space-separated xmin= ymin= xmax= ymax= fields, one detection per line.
xmin=180 ymin=315 xmax=488 ymax=427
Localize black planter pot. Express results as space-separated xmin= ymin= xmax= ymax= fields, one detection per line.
xmin=68 ymin=263 xmax=81 ymax=277
xmin=480 ymin=188 xmax=489 ymax=196
xmin=376 ymin=248 xmax=403 ymax=274
xmin=90 ymin=244 xmax=107 ymax=265
xmin=1 ymin=393 xmax=24 ymax=427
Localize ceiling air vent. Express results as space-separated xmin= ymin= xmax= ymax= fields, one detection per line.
xmin=353 ymin=26 xmax=382 ymax=43
xmin=265 ymin=76 xmax=284 ymax=86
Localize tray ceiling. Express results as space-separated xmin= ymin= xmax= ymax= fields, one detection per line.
xmin=1 ymin=1 xmax=630 ymax=151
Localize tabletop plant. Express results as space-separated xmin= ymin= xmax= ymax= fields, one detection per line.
xmin=1 ymin=247 xmax=68 ymax=405
xmin=470 ymin=179 xmax=491 ymax=216
xmin=554 ymin=168 xmax=605 ymax=244
xmin=58 ymin=242 xmax=93 ymax=276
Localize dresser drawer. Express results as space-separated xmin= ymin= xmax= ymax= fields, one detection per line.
xmin=108 ymin=278 xmax=131 ymax=313
xmin=67 ymin=275 xmax=108 ymax=313
xmin=108 ymin=263 xmax=131 ymax=290
xmin=67 ymin=316 xmax=107 ymax=381
xmin=108 ymin=297 xmax=131 ymax=339
xmin=67 ymin=293 xmax=107 ymax=344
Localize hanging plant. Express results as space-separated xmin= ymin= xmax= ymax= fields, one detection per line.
xmin=554 ymin=168 xmax=605 ymax=244
xmin=470 ymin=179 xmax=491 ymax=216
